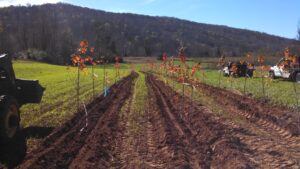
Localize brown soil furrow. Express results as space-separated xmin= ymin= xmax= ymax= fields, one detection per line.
xmin=111 ymin=94 xmax=134 ymax=167
xmin=67 ymin=72 xmax=137 ymax=168
xmin=164 ymin=76 xmax=300 ymax=167
xmin=34 ymin=78 xmax=127 ymax=148
xmin=187 ymin=81 xmax=300 ymax=165
xmin=147 ymin=74 xmax=254 ymax=168
xmin=113 ymin=83 xmax=147 ymax=168
xmin=144 ymin=109 xmax=167 ymax=168
xmin=157 ymin=72 xmax=300 ymax=138
xmin=148 ymin=75 xmax=207 ymax=168
xmin=194 ymin=82 xmax=300 ymax=137
xmin=69 ymin=71 xmax=181 ymax=169
xmin=17 ymin=72 xmax=137 ymax=169
xmin=147 ymin=83 xmax=192 ymax=168
xmin=218 ymin=114 xmax=299 ymax=168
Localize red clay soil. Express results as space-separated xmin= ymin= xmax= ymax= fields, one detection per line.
xmin=146 ymin=74 xmax=255 ymax=169
xmin=191 ymin=81 xmax=300 ymax=137
xmin=16 ymin=72 xmax=138 ymax=169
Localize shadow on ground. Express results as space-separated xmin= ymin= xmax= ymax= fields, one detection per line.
xmin=0 ymin=126 xmax=54 ymax=169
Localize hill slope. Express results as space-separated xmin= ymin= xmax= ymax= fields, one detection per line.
xmin=0 ymin=3 xmax=295 ymax=64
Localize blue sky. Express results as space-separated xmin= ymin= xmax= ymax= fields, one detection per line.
xmin=1 ymin=0 xmax=299 ymax=39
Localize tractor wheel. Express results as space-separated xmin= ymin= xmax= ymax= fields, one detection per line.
xmin=295 ymin=72 xmax=300 ymax=83
xmin=269 ymin=71 xmax=275 ymax=79
xmin=0 ymin=96 xmax=20 ymax=142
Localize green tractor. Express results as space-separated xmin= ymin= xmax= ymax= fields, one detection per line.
xmin=0 ymin=54 xmax=44 ymax=142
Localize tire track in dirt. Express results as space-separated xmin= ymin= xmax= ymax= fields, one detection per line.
xmin=147 ymin=74 xmax=254 ymax=168
xmin=112 ymin=77 xmax=148 ymax=168
xmin=148 ymin=77 xmax=205 ymax=168
xmin=144 ymin=106 xmax=168 ymax=168
xmin=224 ymin=120 xmax=299 ymax=168
xmin=194 ymin=82 xmax=300 ymax=137
xmin=69 ymin=72 xmax=180 ymax=168
xmin=147 ymin=78 xmax=193 ymax=168
xmin=189 ymin=81 xmax=300 ymax=167
xmin=114 ymin=72 xmax=183 ymax=168
xmin=113 ymin=73 xmax=171 ymax=168
xmin=68 ymin=74 xmax=137 ymax=168
xmin=17 ymin=72 xmax=137 ymax=169
xmin=163 ymin=75 xmax=300 ymax=168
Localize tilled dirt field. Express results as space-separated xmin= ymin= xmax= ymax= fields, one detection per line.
xmin=15 ymin=72 xmax=138 ymax=169
xmin=191 ymin=81 xmax=300 ymax=137
xmin=1 ymin=71 xmax=300 ymax=168
xmin=146 ymin=74 xmax=255 ymax=168
xmin=181 ymin=78 xmax=300 ymax=167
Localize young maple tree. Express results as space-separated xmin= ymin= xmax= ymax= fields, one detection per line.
xmin=257 ymin=55 xmax=266 ymax=97
xmin=71 ymin=40 xmax=97 ymax=111
xmin=178 ymin=46 xmax=188 ymax=115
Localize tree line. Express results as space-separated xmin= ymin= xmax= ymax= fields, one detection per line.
xmin=0 ymin=3 xmax=297 ymax=64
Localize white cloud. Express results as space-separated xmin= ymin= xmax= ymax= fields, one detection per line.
xmin=0 ymin=0 xmax=62 ymax=7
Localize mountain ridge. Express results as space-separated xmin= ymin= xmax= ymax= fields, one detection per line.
xmin=0 ymin=3 xmax=296 ymax=64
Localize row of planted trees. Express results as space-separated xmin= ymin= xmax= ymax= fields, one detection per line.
xmin=70 ymin=40 xmax=122 ymax=112
xmin=148 ymin=47 xmax=299 ymax=110
xmin=146 ymin=47 xmax=205 ymax=114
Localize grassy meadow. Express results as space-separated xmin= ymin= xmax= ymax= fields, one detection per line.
xmin=13 ymin=60 xmax=131 ymax=127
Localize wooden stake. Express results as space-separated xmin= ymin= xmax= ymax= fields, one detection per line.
xmin=103 ymin=63 xmax=106 ymax=94
xmin=92 ymin=65 xmax=95 ymax=98
xmin=243 ymin=76 xmax=247 ymax=95
xmin=218 ymin=70 xmax=222 ymax=87
xmin=293 ymin=79 xmax=299 ymax=109
xmin=260 ymin=65 xmax=265 ymax=97
xmin=182 ymin=77 xmax=185 ymax=114
xmin=190 ymin=84 xmax=194 ymax=116
xmin=77 ymin=66 xmax=80 ymax=112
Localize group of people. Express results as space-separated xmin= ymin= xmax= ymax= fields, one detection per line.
xmin=218 ymin=56 xmax=255 ymax=78
xmin=278 ymin=48 xmax=299 ymax=70
xmin=219 ymin=48 xmax=299 ymax=77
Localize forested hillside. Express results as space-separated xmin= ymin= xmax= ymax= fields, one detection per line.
xmin=0 ymin=3 xmax=295 ymax=64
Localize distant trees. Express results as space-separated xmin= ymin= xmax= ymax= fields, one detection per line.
xmin=0 ymin=21 xmax=4 ymax=54
xmin=0 ymin=3 xmax=294 ymax=64
xmin=0 ymin=21 xmax=3 ymax=33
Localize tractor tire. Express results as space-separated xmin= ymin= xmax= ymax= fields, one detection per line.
xmin=0 ymin=96 xmax=20 ymax=142
xmin=269 ymin=71 xmax=275 ymax=79
xmin=295 ymin=72 xmax=300 ymax=83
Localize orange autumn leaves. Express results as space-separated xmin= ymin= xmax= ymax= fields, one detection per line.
xmin=71 ymin=40 xmax=99 ymax=70
xmin=257 ymin=56 xmax=271 ymax=71
xmin=157 ymin=48 xmax=201 ymax=83
xmin=191 ymin=63 xmax=201 ymax=76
